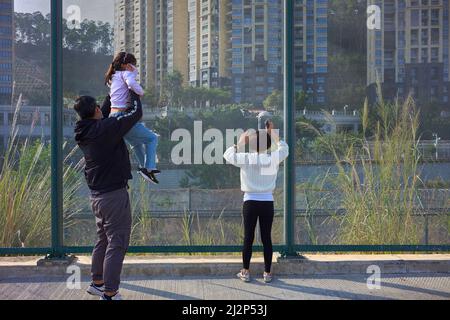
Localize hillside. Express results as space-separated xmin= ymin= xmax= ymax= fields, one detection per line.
xmin=15 ymin=42 xmax=112 ymax=104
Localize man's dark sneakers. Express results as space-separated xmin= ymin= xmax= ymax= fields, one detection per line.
xmin=138 ymin=168 xmax=159 ymax=184
xmin=87 ymin=282 xmax=105 ymax=297
xmin=101 ymin=292 xmax=123 ymax=300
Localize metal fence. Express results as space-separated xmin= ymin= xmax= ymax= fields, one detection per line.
xmin=66 ymin=188 xmax=448 ymax=247
xmin=0 ymin=0 xmax=449 ymax=258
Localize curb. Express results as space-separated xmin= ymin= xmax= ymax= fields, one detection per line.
xmin=0 ymin=255 xmax=449 ymax=279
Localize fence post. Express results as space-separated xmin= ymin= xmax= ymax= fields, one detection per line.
xmin=48 ymin=0 xmax=65 ymax=259
xmin=188 ymin=188 xmax=192 ymax=212
xmin=282 ymin=0 xmax=298 ymax=257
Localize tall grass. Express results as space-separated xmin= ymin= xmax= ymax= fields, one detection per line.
xmin=303 ymin=91 xmax=423 ymax=245
xmin=298 ymin=172 xmax=336 ymax=245
xmin=0 ymin=96 xmax=83 ymax=248
xmin=130 ymin=180 xmax=154 ymax=246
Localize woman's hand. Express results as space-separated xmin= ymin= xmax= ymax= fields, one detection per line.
xmin=237 ymin=131 xmax=251 ymax=148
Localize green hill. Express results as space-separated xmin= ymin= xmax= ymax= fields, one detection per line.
xmin=15 ymin=42 xmax=112 ymax=104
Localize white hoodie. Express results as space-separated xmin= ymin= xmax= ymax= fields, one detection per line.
xmin=223 ymin=141 xmax=289 ymax=195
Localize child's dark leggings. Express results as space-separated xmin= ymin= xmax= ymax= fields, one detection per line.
xmin=242 ymin=201 xmax=274 ymax=273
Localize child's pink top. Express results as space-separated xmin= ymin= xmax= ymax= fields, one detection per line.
xmin=110 ymin=68 xmax=144 ymax=109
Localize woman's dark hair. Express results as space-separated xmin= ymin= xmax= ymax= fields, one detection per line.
xmin=104 ymin=52 xmax=138 ymax=85
xmin=74 ymin=96 xmax=98 ymax=120
xmin=257 ymin=130 xmax=272 ymax=153
xmin=250 ymin=130 xmax=272 ymax=153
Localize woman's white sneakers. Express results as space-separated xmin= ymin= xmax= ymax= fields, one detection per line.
xmin=263 ymin=272 xmax=273 ymax=283
xmin=237 ymin=270 xmax=273 ymax=283
xmin=236 ymin=270 xmax=273 ymax=283
xmin=236 ymin=270 xmax=251 ymax=283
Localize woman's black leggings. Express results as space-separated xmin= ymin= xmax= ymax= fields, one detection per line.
xmin=242 ymin=201 xmax=274 ymax=273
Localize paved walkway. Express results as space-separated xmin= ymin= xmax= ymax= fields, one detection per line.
xmin=1 ymin=274 xmax=449 ymax=300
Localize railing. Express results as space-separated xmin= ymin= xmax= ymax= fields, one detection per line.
xmin=0 ymin=0 xmax=449 ymax=257
xmin=297 ymin=142 xmax=450 ymax=163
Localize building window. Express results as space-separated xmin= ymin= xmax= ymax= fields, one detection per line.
xmin=410 ymin=48 xmax=419 ymax=63
xmin=411 ymin=29 xmax=419 ymax=45
xmin=411 ymin=10 xmax=420 ymax=27
xmin=431 ymin=48 xmax=439 ymax=62
xmin=431 ymin=28 xmax=439 ymax=45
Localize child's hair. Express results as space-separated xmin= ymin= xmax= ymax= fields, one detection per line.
xmin=104 ymin=52 xmax=138 ymax=86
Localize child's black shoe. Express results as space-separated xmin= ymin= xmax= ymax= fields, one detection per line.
xmin=138 ymin=168 xmax=159 ymax=184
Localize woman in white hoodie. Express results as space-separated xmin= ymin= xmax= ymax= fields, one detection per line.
xmin=223 ymin=121 xmax=289 ymax=283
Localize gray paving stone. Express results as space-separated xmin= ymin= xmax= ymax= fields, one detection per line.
xmin=0 ymin=274 xmax=449 ymax=300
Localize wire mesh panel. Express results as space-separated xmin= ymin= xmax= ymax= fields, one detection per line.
xmin=60 ymin=0 xmax=286 ymax=250
xmin=0 ymin=0 xmax=52 ymax=250
xmin=293 ymin=0 xmax=450 ymax=248
xmin=1 ymin=0 xmax=449 ymax=256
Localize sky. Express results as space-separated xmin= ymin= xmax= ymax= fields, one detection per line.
xmin=14 ymin=0 xmax=114 ymax=23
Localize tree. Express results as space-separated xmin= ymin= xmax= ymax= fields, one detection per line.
xmin=180 ymin=86 xmax=198 ymax=108
xmin=14 ymin=12 xmax=113 ymax=54
xmin=207 ymin=88 xmax=232 ymax=107
xmin=163 ymin=71 xmax=184 ymax=108
xmin=142 ymin=86 xmax=159 ymax=109
xmin=263 ymin=90 xmax=311 ymax=111
xmin=15 ymin=12 xmax=51 ymax=46
xmin=418 ymin=102 xmax=450 ymax=140
xmin=198 ymin=87 xmax=211 ymax=109
xmin=263 ymin=90 xmax=283 ymax=110
xmin=295 ymin=116 xmax=322 ymax=159
xmin=96 ymin=22 xmax=114 ymax=55
xmin=296 ymin=91 xmax=308 ymax=111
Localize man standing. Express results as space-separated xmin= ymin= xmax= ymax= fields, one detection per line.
xmin=74 ymin=92 xmax=142 ymax=300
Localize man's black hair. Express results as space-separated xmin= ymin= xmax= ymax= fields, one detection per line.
xmin=74 ymin=96 xmax=98 ymax=120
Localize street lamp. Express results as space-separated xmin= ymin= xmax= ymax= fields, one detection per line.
xmin=432 ymin=133 xmax=441 ymax=160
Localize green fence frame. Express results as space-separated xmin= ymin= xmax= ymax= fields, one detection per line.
xmin=0 ymin=0 xmax=449 ymax=258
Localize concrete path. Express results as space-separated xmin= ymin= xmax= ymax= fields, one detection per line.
xmin=0 ymin=255 xmax=449 ymax=300
xmin=0 ymin=274 xmax=449 ymax=300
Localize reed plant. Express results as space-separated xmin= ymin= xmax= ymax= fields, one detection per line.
xmin=302 ymin=90 xmax=423 ymax=245
xmin=0 ymin=97 xmax=83 ymax=248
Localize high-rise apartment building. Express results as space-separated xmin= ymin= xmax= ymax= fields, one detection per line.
xmin=368 ymin=0 xmax=450 ymax=106
xmin=221 ymin=0 xmax=328 ymax=106
xmin=114 ymin=0 xmax=189 ymax=91
xmin=188 ymin=0 xmax=221 ymax=88
xmin=222 ymin=0 xmax=283 ymax=105
xmin=151 ymin=0 xmax=189 ymax=90
xmin=114 ymin=0 xmax=329 ymax=106
xmin=114 ymin=0 xmax=147 ymax=86
xmin=0 ymin=0 xmax=13 ymax=104
xmin=294 ymin=0 xmax=328 ymax=106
